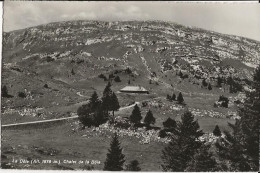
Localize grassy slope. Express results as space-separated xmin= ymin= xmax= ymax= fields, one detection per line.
xmin=2 ymin=121 xmax=165 ymax=171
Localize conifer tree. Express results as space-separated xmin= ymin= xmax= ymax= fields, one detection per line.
xmin=215 ymin=125 xmax=249 ymax=171
xmin=114 ymin=76 xmax=121 ymax=82
xmin=179 ymin=70 xmax=183 ymax=78
xmin=1 ymin=85 xmax=9 ymax=98
xmin=171 ymin=93 xmax=176 ymax=101
xmin=71 ymin=69 xmax=75 ymax=75
xmin=89 ymin=91 xmax=100 ymax=111
xmin=161 ymin=111 xmax=203 ymax=171
xmin=93 ymin=105 xmax=108 ymax=126
xmin=77 ymin=101 xmax=108 ymax=127
xmin=202 ymin=79 xmax=208 ymax=87
xmin=208 ymin=83 xmax=212 ymax=90
xmin=144 ymin=110 xmax=155 ymax=127
xmin=213 ymin=125 xmax=222 ymax=137
xmin=166 ymin=94 xmax=171 ymax=100
xmin=216 ymin=65 xmax=260 ymax=171
xmin=163 ymin=118 xmax=176 ymax=129
xmin=177 ymin=92 xmax=184 ymax=104
xmin=110 ymin=92 xmax=120 ymax=121
xmin=129 ymin=104 xmax=142 ymax=125
xmin=186 ymin=145 xmax=218 ymax=171
xmin=102 ymin=82 xmax=113 ymax=115
xmin=126 ymin=160 xmax=141 ymax=171
xmin=217 ymin=76 xmax=223 ymax=87
xmin=77 ymin=103 xmax=95 ymax=128
xmin=104 ymin=133 xmax=125 ymax=171
xmin=78 ymin=91 xmax=108 ymax=127
xmin=103 ymin=82 xmax=112 ymax=96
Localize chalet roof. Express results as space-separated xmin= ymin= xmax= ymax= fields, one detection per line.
xmin=120 ymin=86 xmax=148 ymax=92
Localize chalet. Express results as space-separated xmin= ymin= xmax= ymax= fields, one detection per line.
xmin=120 ymin=86 xmax=149 ymax=94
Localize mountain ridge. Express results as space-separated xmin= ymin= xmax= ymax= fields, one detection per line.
xmin=4 ymin=20 xmax=260 ymax=44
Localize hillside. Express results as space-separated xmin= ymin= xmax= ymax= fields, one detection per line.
xmin=2 ymin=20 xmax=259 ymax=123
xmin=1 ymin=20 xmax=259 ymax=170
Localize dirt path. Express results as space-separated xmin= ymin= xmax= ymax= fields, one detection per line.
xmin=2 ymin=116 xmax=79 ymax=128
xmin=119 ymin=101 xmax=140 ymax=111
xmin=2 ymin=102 xmax=140 ymax=128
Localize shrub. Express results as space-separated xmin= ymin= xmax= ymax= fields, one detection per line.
xmin=234 ymin=100 xmax=241 ymax=104
xmin=43 ymin=84 xmax=49 ymax=88
xmin=159 ymin=129 xmax=167 ymax=138
xmin=114 ymin=76 xmax=121 ymax=82
xmin=171 ymin=93 xmax=176 ymax=101
xmin=229 ymin=80 xmax=243 ymax=93
xmin=133 ymin=123 xmax=146 ymax=128
xmin=114 ymin=121 xmax=131 ymax=129
xmin=208 ymin=83 xmax=212 ymax=90
xmin=125 ymin=160 xmax=141 ymax=171
xmin=167 ymin=94 xmax=176 ymax=101
xmin=98 ymin=74 xmax=107 ymax=81
xmin=46 ymin=56 xmax=54 ymax=62
xmin=202 ymin=79 xmax=208 ymax=87
xmin=18 ymin=92 xmax=26 ymax=98
xmin=182 ymin=74 xmax=189 ymax=79
xmin=109 ymin=73 xmax=115 ymax=79
xmin=1 ymin=85 xmax=10 ymax=98
xmin=218 ymin=95 xmax=229 ymax=108
xmin=125 ymin=67 xmax=132 ymax=74
xmin=151 ymin=72 xmax=157 ymax=77
xmin=71 ymin=69 xmax=75 ymax=75
xmin=142 ymin=101 xmax=148 ymax=107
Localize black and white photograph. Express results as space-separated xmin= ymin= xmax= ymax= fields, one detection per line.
xmin=1 ymin=1 xmax=259 ymax=172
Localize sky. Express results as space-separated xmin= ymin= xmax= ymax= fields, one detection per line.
xmin=3 ymin=1 xmax=260 ymax=41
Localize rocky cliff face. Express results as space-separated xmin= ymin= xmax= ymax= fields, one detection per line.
xmin=3 ymin=20 xmax=259 ymax=80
